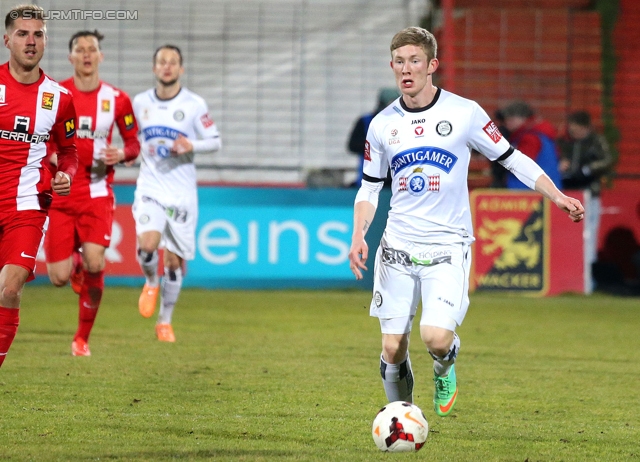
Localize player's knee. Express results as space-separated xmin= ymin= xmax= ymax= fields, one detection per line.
xmin=421 ymin=329 xmax=454 ymax=356
xmin=84 ymin=258 xmax=105 ymax=274
xmin=48 ymin=272 xmax=69 ymax=288
xmin=137 ymin=248 xmax=157 ymax=263
xmin=1 ymin=284 xmax=23 ymax=306
xmin=381 ymin=336 xmax=409 ymax=364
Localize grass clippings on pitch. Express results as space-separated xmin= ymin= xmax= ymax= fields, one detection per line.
xmin=1 ymin=287 xmax=639 ymax=461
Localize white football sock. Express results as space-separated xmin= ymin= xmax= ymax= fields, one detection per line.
xmin=431 ymin=332 xmax=460 ymax=377
xmin=158 ymin=266 xmax=182 ymax=324
xmin=380 ymin=354 xmax=414 ymax=403
xmin=137 ymin=249 xmax=159 ymax=287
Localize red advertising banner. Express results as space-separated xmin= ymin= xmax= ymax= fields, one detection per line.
xmin=470 ymin=190 xmax=586 ymax=296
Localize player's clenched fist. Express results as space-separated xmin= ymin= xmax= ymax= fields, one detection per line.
xmin=51 ymin=171 xmax=71 ymax=196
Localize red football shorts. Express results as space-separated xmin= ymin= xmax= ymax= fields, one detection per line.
xmin=0 ymin=209 xmax=48 ymax=282
xmin=44 ymin=196 xmax=115 ymax=263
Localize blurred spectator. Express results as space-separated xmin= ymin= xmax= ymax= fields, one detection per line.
xmin=557 ymin=110 xmax=613 ymax=268
xmin=501 ymin=101 xmax=562 ymax=190
xmin=347 ymin=87 xmax=400 ymax=187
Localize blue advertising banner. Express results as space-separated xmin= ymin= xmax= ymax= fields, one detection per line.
xmin=48 ymin=185 xmax=389 ymax=290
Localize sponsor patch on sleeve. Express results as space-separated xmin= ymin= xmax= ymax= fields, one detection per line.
xmin=483 ymin=121 xmax=503 ymax=144
xmin=200 ymin=113 xmax=215 ymax=128
xmin=64 ymin=119 xmax=76 ymax=138
xmin=364 ymin=140 xmax=371 ymax=161
xmin=124 ymin=113 xmax=135 ymax=130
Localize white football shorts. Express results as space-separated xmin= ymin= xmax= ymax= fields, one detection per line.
xmin=370 ymin=232 xmax=471 ymax=333
xmin=132 ymin=193 xmax=197 ymax=261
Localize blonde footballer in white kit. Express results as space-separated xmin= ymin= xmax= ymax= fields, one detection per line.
xmin=348 ymin=27 xmax=585 ymax=417
xmin=132 ymin=45 xmax=221 ymax=342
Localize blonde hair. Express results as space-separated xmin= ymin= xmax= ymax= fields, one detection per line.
xmin=5 ymin=4 xmax=46 ymax=32
xmin=390 ymin=27 xmax=437 ymax=62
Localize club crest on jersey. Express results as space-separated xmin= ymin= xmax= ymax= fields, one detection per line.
xmin=173 ymin=110 xmax=185 ymax=121
xmin=483 ymin=121 xmax=503 ymax=143
xmin=101 ymin=100 xmax=111 ymax=112
xmin=400 ymin=168 xmax=440 ymax=196
xmin=436 ymin=120 xmax=452 ymax=137
xmin=390 ymin=146 xmax=458 ymax=174
xmin=41 ymin=92 xmax=54 ymax=110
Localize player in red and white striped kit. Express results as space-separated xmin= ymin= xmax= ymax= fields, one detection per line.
xmin=43 ymin=30 xmax=140 ymax=357
xmin=0 ymin=5 xmax=78 ymax=368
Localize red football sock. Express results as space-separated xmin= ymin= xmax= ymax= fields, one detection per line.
xmin=0 ymin=306 xmax=20 ymax=368
xmin=75 ymin=270 xmax=104 ymax=342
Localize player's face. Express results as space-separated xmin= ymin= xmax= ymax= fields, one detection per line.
xmin=390 ymin=45 xmax=437 ymax=99
xmin=3 ymin=18 xmax=47 ymax=71
xmin=153 ymin=49 xmax=183 ymax=86
xmin=69 ymin=36 xmax=103 ymax=77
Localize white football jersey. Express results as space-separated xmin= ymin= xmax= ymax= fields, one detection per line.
xmin=364 ymin=88 xmax=511 ymax=244
xmin=133 ymin=87 xmax=220 ymax=204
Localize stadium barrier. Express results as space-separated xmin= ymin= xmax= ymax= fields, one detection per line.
xmin=34 ymin=186 xmax=589 ymax=294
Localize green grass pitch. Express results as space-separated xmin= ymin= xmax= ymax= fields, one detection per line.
xmin=1 ymin=287 xmax=639 ymax=461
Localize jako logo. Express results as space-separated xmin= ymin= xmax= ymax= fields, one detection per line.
xmin=412 ymin=119 xmax=425 ymax=125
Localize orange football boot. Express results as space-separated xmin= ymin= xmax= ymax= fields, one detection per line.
xmin=71 ymin=338 xmax=91 ymax=356
xmin=155 ymin=323 xmax=175 ymax=342
xmin=138 ymin=284 xmax=159 ymax=318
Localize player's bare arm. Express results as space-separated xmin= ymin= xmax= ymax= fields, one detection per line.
xmin=349 ymin=200 xmax=377 ymax=280
xmin=535 ymin=174 xmax=585 ymax=222
xmin=51 ymin=171 xmax=71 ymax=196
xmin=99 ymin=145 xmax=125 ymax=165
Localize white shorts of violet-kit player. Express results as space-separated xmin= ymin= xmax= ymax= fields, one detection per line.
xmin=370 ymin=232 xmax=471 ymax=335
xmin=132 ymin=193 xmax=197 ymax=261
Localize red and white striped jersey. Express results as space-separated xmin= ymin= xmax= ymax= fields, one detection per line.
xmin=0 ymin=62 xmax=77 ymax=212
xmin=51 ymin=78 xmax=139 ymax=205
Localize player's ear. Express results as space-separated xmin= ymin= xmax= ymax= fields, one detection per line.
xmin=99 ymin=51 xmax=104 ymax=64
xmin=428 ymin=58 xmax=439 ymax=75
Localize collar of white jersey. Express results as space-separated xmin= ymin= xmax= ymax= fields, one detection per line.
xmin=153 ymin=87 xmax=183 ymax=102
xmin=398 ymin=87 xmax=442 ymax=113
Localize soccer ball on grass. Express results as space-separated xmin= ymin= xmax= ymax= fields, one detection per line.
xmin=371 ymin=401 xmax=429 ymax=452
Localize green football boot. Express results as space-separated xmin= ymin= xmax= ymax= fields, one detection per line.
xmin=433 ymin=364 xmax=458 ymax=417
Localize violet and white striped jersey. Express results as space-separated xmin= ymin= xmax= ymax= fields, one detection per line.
xmin=363 ymin=88 xmax=511 ymax=244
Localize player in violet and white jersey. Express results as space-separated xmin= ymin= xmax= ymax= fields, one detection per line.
xmin=348 ymin=27 xmax=585 ymax=417
xmin=132 ymin=44 xmax=221 ymax=343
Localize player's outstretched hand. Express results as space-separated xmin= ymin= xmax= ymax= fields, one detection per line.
xmin=171 ymin=134 xmax=193 ymax=156
xmin=349 ymin=238 xmax=369 ymax=280
xmin=51 ymin=171 xmax=71 ymax=196
xmin=100 ymin=145 xmax=125 ymax=165
xmin=556 ymin=195 xmax=585 ymax=222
